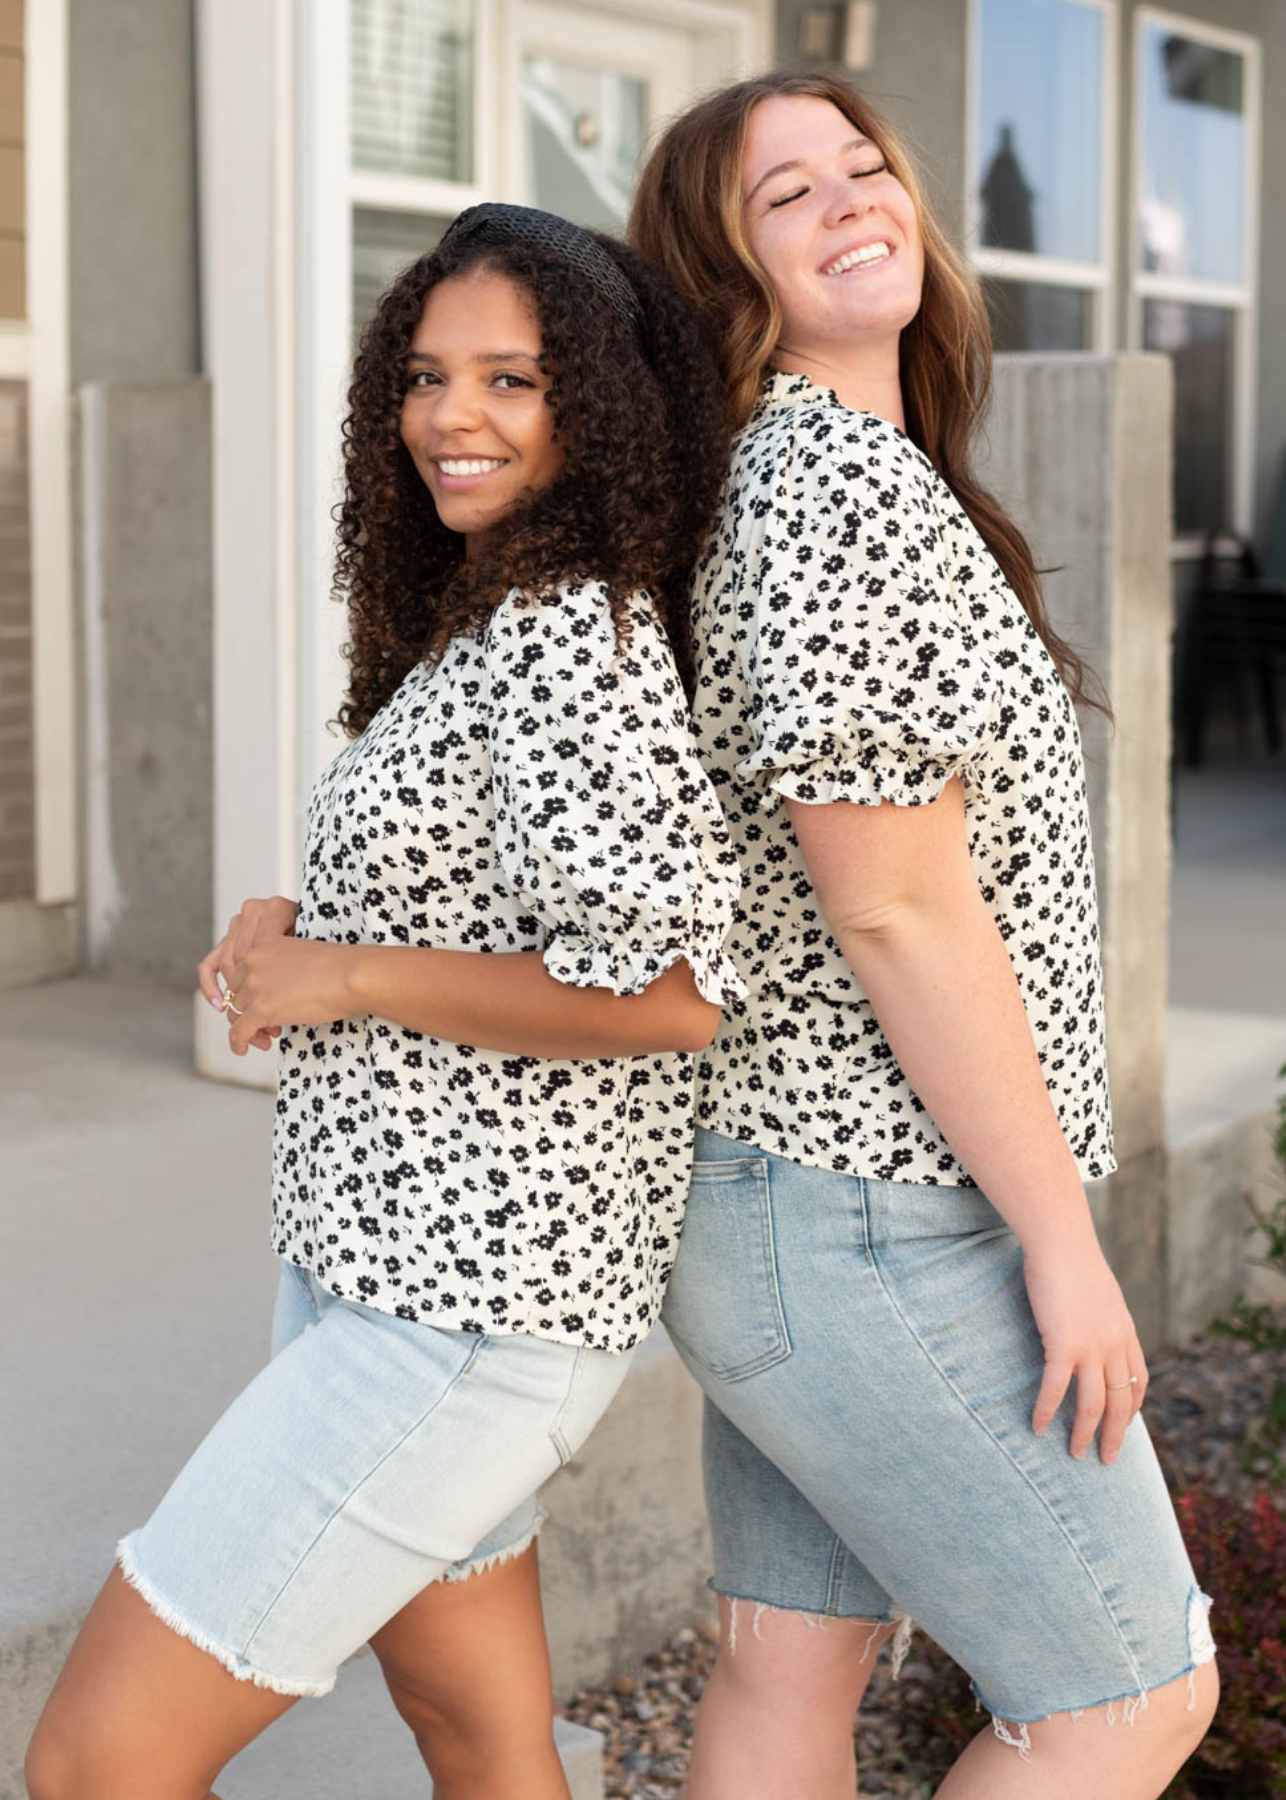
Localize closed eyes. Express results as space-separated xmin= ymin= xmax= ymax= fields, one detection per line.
xmin=768 ymin=162 xmax=888 ymax=209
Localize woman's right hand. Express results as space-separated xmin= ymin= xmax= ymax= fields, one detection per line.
xmin=197 ymin=896 xmax=299 ymax=1052
xmin=1023 ymin=1231 xmax=1148 ymax=1465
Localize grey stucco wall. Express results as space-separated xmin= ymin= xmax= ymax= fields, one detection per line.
xmin=773 ymin=0 xmax=1286 ymax=544
xmin=69 ymin=0 xmax=200 ymax=385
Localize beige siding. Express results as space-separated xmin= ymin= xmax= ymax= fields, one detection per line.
xmin=0 ymin=381 xmax=32 ymax=899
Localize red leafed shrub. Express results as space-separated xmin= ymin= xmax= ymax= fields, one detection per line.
xmin=1163 ymin=1486 xmax=1286 ymax=1799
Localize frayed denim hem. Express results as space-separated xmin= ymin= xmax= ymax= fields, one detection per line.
xmin=708 ymin=1581 xmax=913 ymax=1672
xmin=974 ymin=1588 xmax=1217 ymax=1758
xmin=115 ymin=1533 xmax=336 ymax=1699
xmin=443 ymin=1507 xmax=548 ymax=1583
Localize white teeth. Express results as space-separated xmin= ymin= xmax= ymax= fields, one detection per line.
xmin=438 ymin=458 xmax=506 ymax=476
xmin=823 ymin=242 xmax=892 ymax=276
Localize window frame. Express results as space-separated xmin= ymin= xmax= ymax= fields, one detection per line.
xmin=964 ymin=0 xmax=1119 ymax=355
xmin=1128 ymin=5 xmax=1261 ymax=555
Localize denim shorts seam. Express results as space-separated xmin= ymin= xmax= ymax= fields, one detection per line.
xmin=860 ymin=1207 xmax=1147 ymax=1698
xmin=824 ymin=1532 xmax=849 ymax=1614
xmin=288 ymin=1260 xmax=321 ymax=1319
xmin=756 ymin=1159 xmax=792 ymax=1361
xmin=547 ymin=1344 xmax=584 ymax=1466
xmin=241 ymin=1332 xmax=485 ymax=1658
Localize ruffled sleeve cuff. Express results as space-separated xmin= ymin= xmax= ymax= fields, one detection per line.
xmin=734 ymin=704 xmax=993 ymax=813
xmin=541 ymin=916 xmax=747 ymax=1007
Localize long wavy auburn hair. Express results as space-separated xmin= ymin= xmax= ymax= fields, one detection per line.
xmin=334 ymin=229 xmax=731 ymax=736
xmin=629 ymin=69 xmax=1102 ymax=711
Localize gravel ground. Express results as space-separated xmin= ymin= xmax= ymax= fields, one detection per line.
xmin=560 ymin=1319 xmax=1286 ymax=1799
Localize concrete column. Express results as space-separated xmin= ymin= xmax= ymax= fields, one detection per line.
xmin=79 ymin=380 xmax=213 ymax=987
xmin=977 ymin=353 xmax=1175 ymax=1349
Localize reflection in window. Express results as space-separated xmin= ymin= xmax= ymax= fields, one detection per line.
xmin=351 ymin=0 xmax=475 ymax=185
xmin=1142 ymin=300 xmax=1233 ymax=536
xmin=976 ymin=0 xmax=1102 ymax=262
xmin=352 ymin=206 xmax=449 ymax=339
xmin=1140 ymin=26 xmax=1245 ymax=283
xmin=521 ymin=59 xmax=646 ymax=234
xmin=982 ymin=279 xmax=1091 ymax=353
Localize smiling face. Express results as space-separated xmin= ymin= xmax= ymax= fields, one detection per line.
xmin=741 ymin=94 xmax=924 ymax=364
xmin=399 ymin=266 xmax=565 ymax=544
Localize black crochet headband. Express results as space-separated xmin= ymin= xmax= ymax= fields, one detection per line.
xmin=439 ymin=203 xmax=644 ymax=331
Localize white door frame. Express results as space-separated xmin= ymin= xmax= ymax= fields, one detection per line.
xmin=196 ymin=0 xmax=765 ymax=1086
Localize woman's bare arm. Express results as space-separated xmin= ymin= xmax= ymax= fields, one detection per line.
xmin=197 ymin=900 xmax=720 ymax=1060
xmin=786 ymin=778 xmax=1146 ymax=1461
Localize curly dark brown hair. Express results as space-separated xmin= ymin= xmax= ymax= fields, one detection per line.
xmin=334 ymin=225 xmax=731 ymax=736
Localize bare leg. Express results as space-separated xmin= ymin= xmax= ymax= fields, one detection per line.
xmin=25 ymin=1567 xmax=298 ymax=1800
xmin=934 ymin=1660 xmax=1219 ymax=1800
xmin=370 ymin=1541 xmax=570 ymax=1800
xmin=685 ymin=1598 xmax=895 ymax=1800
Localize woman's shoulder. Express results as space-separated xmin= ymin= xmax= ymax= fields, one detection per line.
xmin=492 ymin=576 xmax=655 ymax=625
xmin=734 ymin=396 xmax=936 ymax=500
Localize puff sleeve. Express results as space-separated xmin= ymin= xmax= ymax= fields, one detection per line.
xmin=485 ymin=580 xmax=746 ymax=1004
xmin=734 ymin=416 xmax=998 ymax=810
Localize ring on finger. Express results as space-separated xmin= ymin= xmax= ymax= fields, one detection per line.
xmin=1107 ymin=1375 xmax=1139 ymax=1392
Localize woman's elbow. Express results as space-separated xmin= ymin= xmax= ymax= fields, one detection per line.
xmin=679 ymin=998 xmax=722 ymax=1054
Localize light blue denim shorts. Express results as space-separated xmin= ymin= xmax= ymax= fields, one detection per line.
xmin=117 ymin=1262 xmax=632 ymax=1696
xmin=661 ymin=1128 xmax=1215 ymax=1730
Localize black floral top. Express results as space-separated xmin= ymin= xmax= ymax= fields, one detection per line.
xmin=690 ymin=371 xmax=1115 ymax=1185
xmin=271 ymin=580 xmax=746 ymax=1352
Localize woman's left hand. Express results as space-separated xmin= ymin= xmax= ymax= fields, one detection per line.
xmin=220 ymin=937 xmax=360 ymax=1056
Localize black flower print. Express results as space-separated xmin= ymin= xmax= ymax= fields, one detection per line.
xmin=690 ymin=371 xmax=1114 ymax=1186
xmin=272 ymin=580 xmax=745 ymax=1352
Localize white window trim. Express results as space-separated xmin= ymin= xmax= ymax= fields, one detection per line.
xmin=1129 ymin=6 xmax=1261 ymax=553
xmin=25 ymin=0 xmax=76 ymax=904
xmin=964 ymin=0 xmax=1118 ymax=354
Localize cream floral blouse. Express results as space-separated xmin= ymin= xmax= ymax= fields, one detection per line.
xmin=272 ymin=579 xmax=746 ymax=1352
xmin=689 ymin=370 xmax=1115 ymax=1186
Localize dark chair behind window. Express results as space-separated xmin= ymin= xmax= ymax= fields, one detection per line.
xmin=1178 ymin=456 xmax=1286 ymax=766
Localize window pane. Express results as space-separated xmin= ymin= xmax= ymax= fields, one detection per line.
xmin=1140 ymin=25 xmax=1246 ymax=283
xmin=521 ymin=58 xmax=646 ymax=233
xmin=982 ymin=279 xmax=1092 ymax=352
xmin=976 ymin=0 xmax=1103 ymax=263
xmin=353 ymin=206 xmax=449 ymax=338
xmin=1142 ymin=300 xmax=1234 ymax=536
xmin=351 ymin=0 xmax=475 ymax=185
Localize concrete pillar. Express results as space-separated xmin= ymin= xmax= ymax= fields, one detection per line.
xmin=79 ymin=380 xmax=213 ymax=987
xmin=977 ymin=353 xmax=1175 ymax=1350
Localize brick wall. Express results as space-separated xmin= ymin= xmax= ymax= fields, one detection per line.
xmin=0 ymin=379 xmax=33 ymax=899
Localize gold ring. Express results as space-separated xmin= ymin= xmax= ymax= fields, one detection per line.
xmin=1107 ymin=1377 xmax=1139 ymax=1391
xmin=223 ymin=989 xmax=243 ymax=1017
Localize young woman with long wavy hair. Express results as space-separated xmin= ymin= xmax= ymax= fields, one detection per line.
xmin=25 ymin=205 xmax=745 ymax=1800
xmin=628 ymin=71 xmax=1218 ymax=1799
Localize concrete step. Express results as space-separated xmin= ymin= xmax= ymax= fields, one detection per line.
xmin=220 ymin=1656 xmax=602 ymax=1799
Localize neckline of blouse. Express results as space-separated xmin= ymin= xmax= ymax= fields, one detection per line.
xmin=749 ymin=367 xmax=923 ymax=453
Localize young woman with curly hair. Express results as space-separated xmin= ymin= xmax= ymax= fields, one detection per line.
xmin=26 ymin=205 xmax=745 ymax=1800
xmin=626 ymin=72 xmax=1218 ymax=1799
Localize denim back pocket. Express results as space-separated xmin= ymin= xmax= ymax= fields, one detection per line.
xmin=662 ymin=1158 xmax=791 ymax=1383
